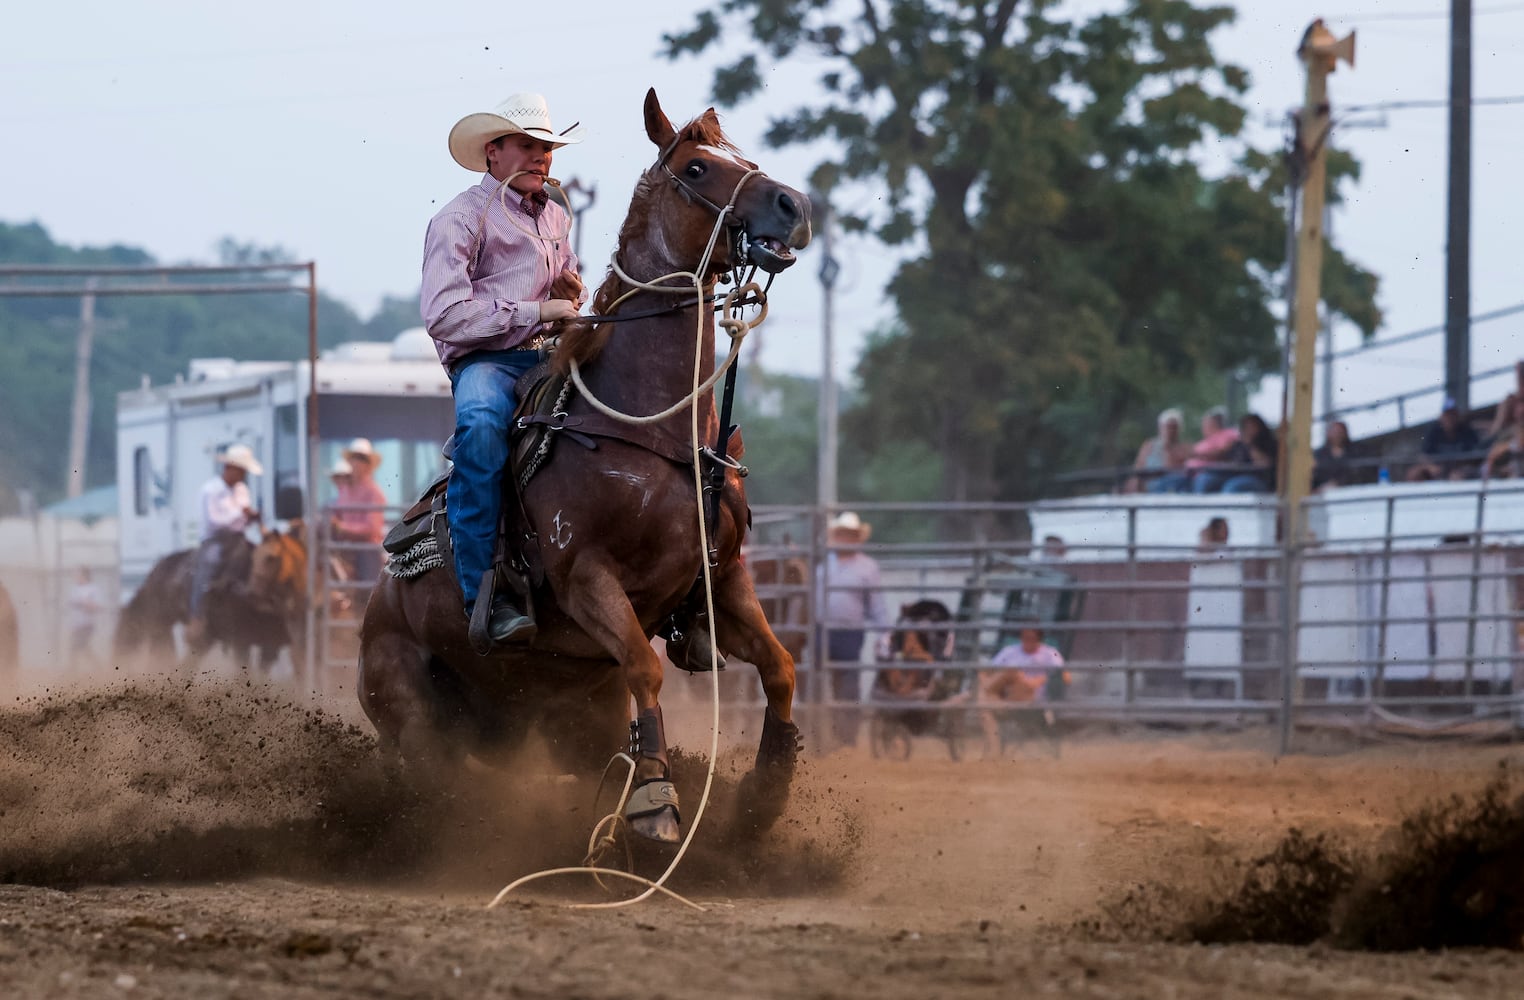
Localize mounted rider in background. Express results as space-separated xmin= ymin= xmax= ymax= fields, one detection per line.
xmin=185 ymin=444 xmax=262 ymax=646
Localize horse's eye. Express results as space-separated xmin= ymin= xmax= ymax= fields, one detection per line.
xmin=685 ymin=161 xmax=706 ymax=179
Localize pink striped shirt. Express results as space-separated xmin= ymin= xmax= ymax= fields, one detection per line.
xmin=420 ymin=173 xmax=582 ymax=369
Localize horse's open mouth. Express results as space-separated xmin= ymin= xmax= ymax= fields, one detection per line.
xmin=747 ymin=237 xmax=797 ymax=273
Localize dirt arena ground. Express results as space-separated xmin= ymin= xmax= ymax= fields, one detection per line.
xmin=2 ymin=668 xmax=1523 ymax=998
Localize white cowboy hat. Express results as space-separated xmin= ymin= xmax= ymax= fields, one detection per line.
xmin=343 ymin=437 xmax=381 ymax=466
xmin=448 ymin=92 xmax=586 ymax=172
xmin=828 ymin=511 xmax=872 ymax=540
xmin=219 ymin=444 xmax=264 ymax=476
xmin=329 ymin=457 xmax=353 ymax=477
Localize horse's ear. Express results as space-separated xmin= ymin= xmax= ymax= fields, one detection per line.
xmin=288 ymin=519 xmax=306 ymax=547
xmin=644 ymin=88 xmax=676 ymax=149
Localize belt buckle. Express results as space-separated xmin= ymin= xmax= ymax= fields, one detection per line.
xmin=525 ymin=332 xmax=546 ymax=352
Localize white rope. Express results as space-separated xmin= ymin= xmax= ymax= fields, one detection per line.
xmin=485 ymin=164 xmax=767 ymax=913
xmin=566 ymin=169 xmax=769 ymax=425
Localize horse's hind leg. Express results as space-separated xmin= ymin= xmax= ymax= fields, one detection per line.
xmin=557 ymin=564 xmax=681 ymax=844
xmin=357 ymin=630 xmax=462 ymax=776
xmin=710 ymin=564 xmax=801 ymax=836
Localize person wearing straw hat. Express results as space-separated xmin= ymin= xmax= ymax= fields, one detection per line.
xmin=331 ymin=438 xmax=388 ymax=589
xmin=421 ymin=92 xmax=589 ymax=644
xmin=817 ymin=511 xmax=889 ymax=750
xmin=188 ymin=444 xmax=263 ymax=631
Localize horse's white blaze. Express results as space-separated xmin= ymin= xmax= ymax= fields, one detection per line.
xmin=697 ymin=143 xmax=741 ymax=165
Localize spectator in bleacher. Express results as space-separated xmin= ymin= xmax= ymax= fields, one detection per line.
xmin=1485 ymin=392 xmax=1520 ymax=442
xmin=1313 ymin=419 xmax=1363 ymax=490
xmin=1149 ymin=407 xmax=1238 ymax=493
xmin=1193 ymin=412 xmax=1276 ymax=494
xmin=1125 ymin=407 xmax=1190 ymax=493
xmin=1482 ymin=395 xmax=1524 ymax=479
xmin=1407 ymin=397 xmax=1481 ymax=482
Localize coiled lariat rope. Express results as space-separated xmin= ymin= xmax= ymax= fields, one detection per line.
xmin=486 ymin=166 xmax=773 ymax=913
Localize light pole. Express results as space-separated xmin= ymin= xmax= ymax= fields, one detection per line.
xmin=552 ymin=177 xmax=598 ymax=264
xmin=812 ymin=190 xmax=840 ymax=516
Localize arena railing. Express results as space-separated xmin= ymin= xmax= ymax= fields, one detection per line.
xmin=299 ymin=489 xmax=1522 ymax=751
xmin=744 ymin=487 xmax=1524 ymax=753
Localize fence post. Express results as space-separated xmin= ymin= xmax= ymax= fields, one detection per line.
xmin=1278 ymin=494 xmax=1298 ymax=755
xmin=1463 ymin=484 xmax=1487 ymax=699
xmin=1375 ymin=494 xmax=1396 ymax=702
xmin=1124 ymin=504 xmax=1137 ymax=706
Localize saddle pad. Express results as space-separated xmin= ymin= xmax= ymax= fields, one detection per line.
xmin=386 ymin=532 xmax=446 ymax=580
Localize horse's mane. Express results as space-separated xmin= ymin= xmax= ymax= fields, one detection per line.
xmin=553 ymin=115 xmax=740 ymax=374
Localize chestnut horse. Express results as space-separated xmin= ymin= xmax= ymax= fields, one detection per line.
xmin=114 ymin=527 xmax=306 ymax=672
xmin=358 ymin=90 xmax=810 ymax=843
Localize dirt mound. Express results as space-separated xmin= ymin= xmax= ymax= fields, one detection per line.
xmin=0 ymin=681 xmax=857 ymax=897
xmin=0 ymin=682 xmax=393 ymax=884
xmin=1333 ymin=770 xmax=1524 ymax=951
xmin=1096 ymin=769 xmax=1524 ymax=951
xmin=1185 ymin=830 xmax=1355 ymax=946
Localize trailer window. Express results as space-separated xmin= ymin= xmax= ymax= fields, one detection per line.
xmin=132 ymin=446 xmax=152 ymax=517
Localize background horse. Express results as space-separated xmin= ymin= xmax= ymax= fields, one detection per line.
xmin=114 ymin=527 xmax=307 ymax=672
xmin=359 ymin=89 xmax=811 ymax=844
xmin=747 ymin=551 xmax=810 ymax=664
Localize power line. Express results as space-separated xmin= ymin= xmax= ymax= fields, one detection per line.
xmin=1343 ymin=95 xmax=1524 ymax=112
xmin=1327 ymin=2 xmax=1524 ymax=22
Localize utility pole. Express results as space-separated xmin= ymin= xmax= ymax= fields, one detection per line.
xmin=555 ymin=177 xmax=597 ymax=264
xmin=1286 ymin=21 xmax=1355 ymax=548
xmin=65 ymin=279 xmax=98 ymax=499
xmin=1319 ymin=201 xmax=1335 ymax=422
xmin=813 ymin=191 xmax=840 ymax=515
xmin=1445 ymin=0 xmax=1472 ymax=411
xmin=1281 ymin=20 xmax=1354 ymax=755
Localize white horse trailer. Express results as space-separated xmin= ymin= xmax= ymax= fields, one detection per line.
xmin=115 ymin=328 xmax=454 ymax=597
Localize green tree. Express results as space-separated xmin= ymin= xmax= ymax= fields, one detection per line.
xmin=0 ymin=223 xmax=372 ymax=510
xmin=667 ymin=0 xmax=1380 ymax=500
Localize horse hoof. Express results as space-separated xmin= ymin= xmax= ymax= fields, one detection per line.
xmin=625 ymin=779 xmax=682 ymax=844
xmin=629 ymin=804 xmax=682 ymax=844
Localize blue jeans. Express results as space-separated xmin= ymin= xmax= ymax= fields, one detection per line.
xmin=1191 ymin=471 xmax=1230 ymax=494
xmin=1147 ymin=471 xmax=1192 ymax=493
xmin=446 ymin=349 xmax=541 ymax=607
xmin=1222 ymin=473 xmax=1270 ymax=494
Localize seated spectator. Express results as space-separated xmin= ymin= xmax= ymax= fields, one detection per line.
xmin=1126 ymin=408 xmax=1190 ymax=493
xmin=1194 ymin=412 xmax=1276 ymax=494
xmin=1312 ymin=419 xmax=1363 ymax=490
xmin=1198 ymin=516 xmax=1230 ymax=553
xmin=976 ymin=625 xmax=1068 ymax=760
xmin=1485 ymin=392 xmax=1521 ymax=442
xmin=1482 ymin=396 xmax=1524 ymax=479
xmin=1149 ymin=407 xmax=1238 ymax=493
xmin=1407 ymin=397 xmax=1481 ymax=482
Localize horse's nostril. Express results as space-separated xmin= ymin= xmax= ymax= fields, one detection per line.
xmin=777 ymin=191 xmax=798 ymax=220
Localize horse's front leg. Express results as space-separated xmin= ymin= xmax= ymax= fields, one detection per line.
xmin=711 ymin=563 xmax=802 ymax=836
xmin=558 ymin=563 xmax=681 ymax=844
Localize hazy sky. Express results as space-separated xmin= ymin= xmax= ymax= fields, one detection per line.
xmin=3 ymin=1 xmax=1521 ymax=438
